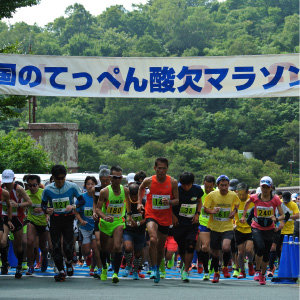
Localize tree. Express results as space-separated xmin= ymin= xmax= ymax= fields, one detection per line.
xmin=0 ymin=0 xmax=40 ymax=19
xmin=0 ymin=130 xmax=54 ymax=173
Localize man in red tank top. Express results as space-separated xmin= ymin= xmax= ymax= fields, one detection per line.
xmin=137 ymin=157 xmax=179 ymax=283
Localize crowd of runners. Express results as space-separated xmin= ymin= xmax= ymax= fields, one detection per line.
xmin=0 ymin=157 xmax=299 ymax=285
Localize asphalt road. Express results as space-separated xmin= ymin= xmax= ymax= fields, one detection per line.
xmin=0 ymin=275 xmax=299 ymax=300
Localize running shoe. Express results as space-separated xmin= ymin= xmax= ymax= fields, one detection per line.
xmin=267 ymin=266 xmax=276 ymax=278
xmin=66 ymin=262 xmax=74 ymax=277
xmin=41 ymin=255 xmax=48 ymax=272
xmin=197 ymin=263 xmax=203 ymax=274
xmin=180 ymin=263 xmax=185 ymax=275
xmin=89 ymin=268 xmax=94 ymax=276
xmin=22 ymin=262 xmax=28 ymax=271
xmin=203 ymin=273 xmax=210 ymax=281
xmin=222 ymin=267 xmax=231 ymax=278
xmin=35 ymin=262 xmax=41 ymax=269
xmin=259 ymin=274 xmax=266 ymax=285
xmin=248 ymin=263 xmax=255 ymax=276
xmin=133 ymin=271 xmax=139 ymax=280
xmin=138 ymin=270 xmax=145 ymax=278
xmin=26 ymin=267 xmax=35 ymax=275
xmin=120 ymin=256 xmax=126 ymax=269
xmin=153 ymin=268 xmax=160 ymax=283
xmin=112 ymin=273 xmax=119 ymax=284
xmin=94 ymin=268 xmax=101 ymax=279
xmin=182 ymin=271 xmax=189 ymax=282
xmin=54 ymin=271 xmax=66 ymax=282
xmin=86 ymin=253 xmax=92 ymax=267
xmin=122 ymin=265 xmax=131 ymax=277
xmin=237 ymin=271 xmax=246 ymax=279
xmin=233 ymin=269 xmax=239 ymax=278
xmin=212 ymin=272 xmax=220 ymax=283
xmin=227 ymin=262 xmax=233 ymax=272
xmin=254 ymin=271 xmax=261 ymax=281
xmin=167 ymin=254 xmax=175 ymax=269
xmin=15 ymin=267 xmax=23 ymax=279
xmin=101 ymin=264 xmax=108 ymax=281
xmin=150 ymin=268 xmax=157 ymax=279
xmin=160 ymin=271 xmax=166 ymax=278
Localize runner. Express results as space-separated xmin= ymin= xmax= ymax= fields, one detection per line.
xmin=122 ymin=183 xmax=146 ymax=280
xmin=1 ymin=169 xmax=32 ymax=278
xmin=172 ymin=172 xmax=203 ymax=282
xmin=137 ymin=157 xmax=179 ymax=283
xmin=234 ymin=183 xmax=255 ymax=279
xmin=26 ymin=174 xmax=48 ymax=275
xmin=240 ymin=176 xmax=285 ymax=285
xmin=203 ymin=174 xmax=240 ymax=283
xmin=41 ymin=164 xmax=85 ymax=282
xmin=93 ymin=168 xmax=111 ymax=278
xmin=96 ymin=166 xmax=131 ymax=284
xmin=75 ymin=176 xmax=98 ymax=276
xmin=196 ymin=175 xmax=215 ymax=280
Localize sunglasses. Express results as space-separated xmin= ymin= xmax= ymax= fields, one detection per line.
xmin=261 ymin=180 xmax=271 ymax=186
xmin=28 ymin=183 xmax=38 ymax=188
xmin=110 ymin=175 xmax=123 ymax=180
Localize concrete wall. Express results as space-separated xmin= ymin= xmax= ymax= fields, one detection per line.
xmin=23 ymin=123 xmax=79 ymax=173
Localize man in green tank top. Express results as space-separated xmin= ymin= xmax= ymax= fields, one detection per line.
xmin=96 ymin=166 xmax=131 ymax=284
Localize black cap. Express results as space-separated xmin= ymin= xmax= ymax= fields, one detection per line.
xmin=229 ymin=179 xmax=239 ymax=191
xmin=282 ymin=191 xmax=291 ymax=203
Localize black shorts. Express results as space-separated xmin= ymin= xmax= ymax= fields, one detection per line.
xmin=210 ymin=230 xmax=234 ymax=251
xmin=173 ymin=224 xmax=198 ymax=255
xmin=94 ymin=219 xmax=99 ymax=232
xmin=146 ymin=218 xmax=169 ymax=235
xmin=27 ymin=220 xmax=47 ymax=235
xmin=235 ymin=230 xmax=253 ymax=246
xmin=3 ymin=216 xmax=23 ymax=232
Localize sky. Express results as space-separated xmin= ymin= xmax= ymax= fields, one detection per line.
xmin=3 ymin=0 xmax=148 ymax=27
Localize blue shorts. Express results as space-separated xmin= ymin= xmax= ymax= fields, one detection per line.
xmin=199 ymin=224 xmax=211 ymax=233
xmin=123 ymin=230 xmax=145 ymax=251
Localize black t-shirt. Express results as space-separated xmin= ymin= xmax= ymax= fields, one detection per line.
xmin=172 ymin=184 xmax=204 ymax=227
xmin=125 ymin=202 xmax=146 ymax=234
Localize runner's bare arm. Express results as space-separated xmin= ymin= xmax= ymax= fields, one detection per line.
xmin=16 ymin=185 xmax=32 ymax=207
xmin=137 ymin=177 xmax=151 ymax=211
xmin=169 ymin=178 xmax=179 ymax=206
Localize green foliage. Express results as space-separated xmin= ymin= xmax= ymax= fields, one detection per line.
xmin=0 ymin=0 xmax=40 ymax=19
xmin=0 ymin=130 xmax=54 ymax=173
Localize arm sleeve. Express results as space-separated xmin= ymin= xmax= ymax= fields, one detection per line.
xmin=76 ymin=194 xmax=85 ymax=209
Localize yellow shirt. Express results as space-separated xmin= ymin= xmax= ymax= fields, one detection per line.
xmin=281 ymin=201 xmax=299 ymax=235
xmin=235 ymin=195 xmax=255 ymax=234
xmin=204 ymin=190 xmax=240 ymax=233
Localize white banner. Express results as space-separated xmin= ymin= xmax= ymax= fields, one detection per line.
xmin=0 ymin=53 xmax=298 ymax=98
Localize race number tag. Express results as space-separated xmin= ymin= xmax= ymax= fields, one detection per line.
xmin=179 ymin=204 xmax=197 ymax=218
xmin=84 ymin=207 xmax=93 ymax=219
xmin=257 ymin=206 xmax=273 ymax=218
xmin=106 ymin=203 xmax=124 ymax=218
xmin=201 ymin=207 xmax=210 ymax=219
xmin=238 ymin=209 xmax=251 ymax=220
xmin=2 ymin=202 xmax=7 ymax=216
xmin=152 ymin=195 xmax=170 ymax=210
xmin=213 ymin=208 xmax=230 ymax=221
xmin=31 ymin=203 xmax=44 ymax=216
xmin=52 ymin=197 xmax=70 ymax=213
xmin=132 ymin=213 xmax=143 ymax=222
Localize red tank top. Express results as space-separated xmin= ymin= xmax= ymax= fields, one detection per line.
xmin=6 ymin=184 xmax=24 ymax=220
xmin=145 ymin=175 xmax=173 ymax=226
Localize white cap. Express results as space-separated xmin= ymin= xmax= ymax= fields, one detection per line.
xmin=291 ymin=193 xmax=298 ymax=200
xmin=1 ymin=169 xmax=14 ymax=183
xmin=260 ymin=176 xmax=273 ymax=187
xmin=126 ymin=173 xmax=135 ymax=184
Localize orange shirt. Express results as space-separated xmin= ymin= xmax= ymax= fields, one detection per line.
xmin=145 ymin=175 xmax=173 ymax=226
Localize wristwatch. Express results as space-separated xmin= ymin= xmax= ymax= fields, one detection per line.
xmin=136 ymin=221 xmax=141 ymax=227
xmin=196 ymin=211 xmax=200 ymax=215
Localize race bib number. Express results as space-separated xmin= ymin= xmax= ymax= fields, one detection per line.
xmin=106 ymin=203 xmax=124 ymax=218
xmin=152 ymin=195 xmax=170 ymax=210
xmin=84 ymin=207 xmax=93 ymax=219
xmin=2 ymin=202 xmax=7 ymax=215
xmin=31 ymin=204 xmax=44 ymax=216
xmin=238 ymin=209 xmax=250 ymax=220
xmin=201 ymin=207 xmax=210 ymax=219
xmin=257 ymin=206 xmax=273 ymax=218
xmin=132 ymin=213 xmax=143 ymax=222
xmin=52 ymin=197 xmax=70 ymax=213
xmin=213 ymin=208 xmax=230 ymax=221
xmin=179 ymin=204 xmax=197 ymax=218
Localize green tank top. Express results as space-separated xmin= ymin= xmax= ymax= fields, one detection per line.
xmin=199 ymin=188 xmax=216 ymax=227
xmin=27 ymin=188 xmax=47 ymax=226
xmin=103 ymin=185 xmax=126 ymax=220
